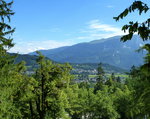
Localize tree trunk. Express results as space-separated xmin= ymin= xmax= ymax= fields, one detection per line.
xmin=29 ymin=100 xmax=34 ymax=119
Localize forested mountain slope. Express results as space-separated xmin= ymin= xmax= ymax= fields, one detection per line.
xmin=29 ymin=35 xmax=148 ymax=69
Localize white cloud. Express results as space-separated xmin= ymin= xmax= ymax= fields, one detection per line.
xmin=9 ymin=19 xmax=126 ymax=54
xmin=88 ymin=19 xmax=122 ymax=33
xmin=78 ymin=19 xmax=125 ymax=40
xmin=106 ymin=5 xmax=114 ymax=8
xmin=9 ymin=39 xmax=72 ymax=54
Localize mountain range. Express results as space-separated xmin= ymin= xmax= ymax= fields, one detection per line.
xmin=29 ymin=35 xmax=148 ymax=69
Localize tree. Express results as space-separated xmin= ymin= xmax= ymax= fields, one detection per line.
xmin=114 ymin=0 xmax=150 ymax=117
xmin=96 ymin=63 xmax=105 ymax=82
xmin=94 ymin=63 xmax=105 ymax=94
xmin=31 ymin=52 xmax=72 ymax=119
xmin=113 ymin=85 xmax=136 ymax=119
xmin=116 ymin=76 xmax=121 ymax=83
xmin=0 ymin=0 xmax=15 ymax=69
xmin=0 ymin=1 xmax=22 ymax=118
xmin=0 ymin=0 xmax=15 ymax=51
xmin=114 ymin=0 xmax=150 ymax=76
xmin=114 ymin=1 xmax=149 ymax=41
xmin=92 ymin=86 xmax=120 ymax=119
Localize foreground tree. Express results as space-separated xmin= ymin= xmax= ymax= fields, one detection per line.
xmin=114 ymin=0 xmax=150 ymax=74
xmin=114 ymin=0 xmax=150 ymax=117
xmin=30 ymin=52 xmax=72 ymax=119
xmin=0 ymin=0 xmax=15 ymax=52
xmin=0 ymin=0 xmax=15 ymax=70
xmin=114 ymin=1 xmax=149 ymax=41
xmin=0 ymin=0 xmax=20 ymax=118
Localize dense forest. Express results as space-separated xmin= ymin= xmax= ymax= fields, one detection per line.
xmin=0 ymin=0 xmax=150 ymax=119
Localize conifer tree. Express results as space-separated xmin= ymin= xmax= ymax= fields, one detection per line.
xmin=96 ymin=63 xmax=105 ymax=82
xmin=94 ymin=63 xmax=105 ymax=94
xmin=0 ymin=0 xmax=14 ymax=56
xmin=31 ymin=52 xmax=72 ymax=119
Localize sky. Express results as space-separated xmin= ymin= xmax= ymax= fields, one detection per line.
xmin=9 ymin=0 xmax=150 ymax=54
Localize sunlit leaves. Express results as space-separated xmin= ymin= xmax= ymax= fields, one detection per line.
xmin=114 ymin=1 xmax=150 ymax=116
xmin=114 ymin=1 xmax=150 ymax=41
xmin=114 ymin=1 xmax=149 ymax=21
xmin=32 ymin=53 xmax=72 ymax=118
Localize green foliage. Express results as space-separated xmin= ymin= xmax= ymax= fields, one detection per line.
xmin=114 ymin=1 xmax=149 ymax=41
xmin=114 ymin=0 xmax=150 ymax=77
xmin=114 ymin=1 xmax=150 ymax=117
xmin=0 ymin=1 xmax=150 ymax=118
xmin=92 ymin=86 xmax=120 ymax=119
xmin=0 ymin=58 xmax=36 ymax=118
xmin=0 ymin=0 xmax=15 ymax=54
xmin=96 ymin=63 xmax=105 ymax=82
xmin=0 ymin=1 xmax=21 ymax=118
xmin=94 ymin=63 xmax=105 ymax=93
xmin=30 ymin=52 xmax=72 ymax=119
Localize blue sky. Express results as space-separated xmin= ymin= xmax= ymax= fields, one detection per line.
xmin=9 ymin=0 xmax=150 ymax=54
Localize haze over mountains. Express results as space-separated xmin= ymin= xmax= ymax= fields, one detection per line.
xmin=29 ymin=35 xmax=148 ymax=69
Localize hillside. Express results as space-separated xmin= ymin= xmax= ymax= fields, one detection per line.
xmin=10 ymin=53 xmax=38 ymax=66
xmin=10 ymin=53 xmax=126 ymax=74
xmin=29 ymin=35 xmax=148 ymax=69
xmin=71 ymin=63 xmax=127 ymax=74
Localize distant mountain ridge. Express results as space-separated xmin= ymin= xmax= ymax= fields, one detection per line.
xmin=29 ymin=35 xmax=149 ymax=69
